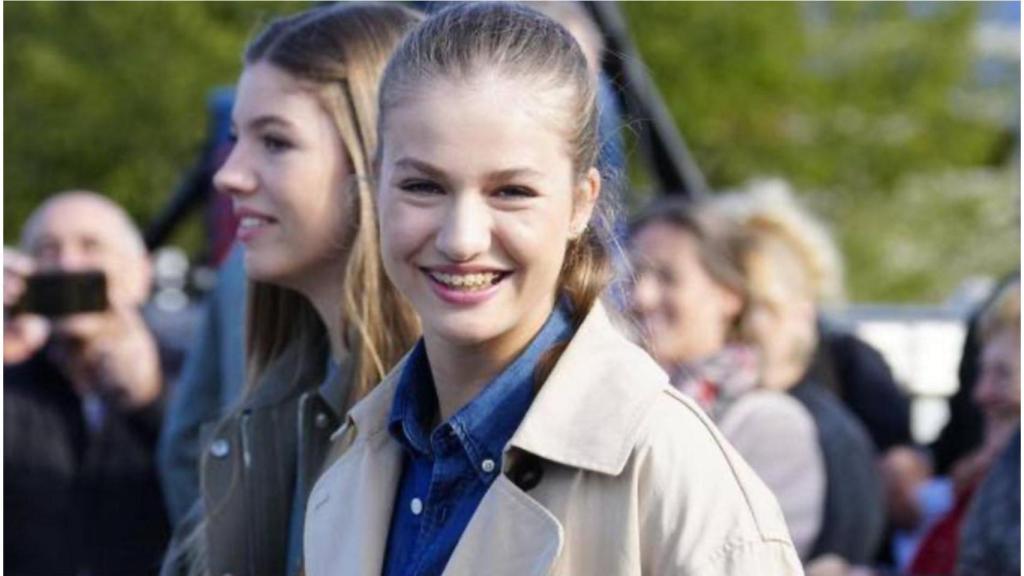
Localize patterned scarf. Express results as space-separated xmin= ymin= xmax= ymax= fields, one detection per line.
xmin=670 ymin=344 xmax=761 ymax=421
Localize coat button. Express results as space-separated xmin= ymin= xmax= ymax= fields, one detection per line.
xmin=410 ymin=498 xmax=423 ymax=515
xmin=481 ymin=459 xmax=496 ymax=473
xmin=209 ymin=438 xmax=230 ymax=459
xmin=315 ymin=413 xmax=330 ymax=429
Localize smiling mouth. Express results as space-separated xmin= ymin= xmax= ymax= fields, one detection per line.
xmin=425 ymin=269 xmax=509 ymax=292
xmin=238 ymin=215 xmax=276 ymax=230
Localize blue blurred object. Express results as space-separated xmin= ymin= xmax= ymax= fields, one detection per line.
xmin=157 ymin=244 xmax=247 ymax=526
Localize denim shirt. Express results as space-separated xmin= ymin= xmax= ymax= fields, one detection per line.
xmin=382 ymin=304 xmax=573 ymax=576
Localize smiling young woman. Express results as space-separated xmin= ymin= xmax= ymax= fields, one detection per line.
xmin=304 ymin=4 xmax=803 ymax=576
xmin=160 ymin=5 xmax=420 ymax=576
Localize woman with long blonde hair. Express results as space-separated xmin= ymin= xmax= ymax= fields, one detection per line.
xmin=161 ymin=4 xmax=420 ymax=575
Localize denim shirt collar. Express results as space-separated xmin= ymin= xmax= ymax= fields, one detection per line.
xmin=388 ymin=302 xmax=574 ymax=482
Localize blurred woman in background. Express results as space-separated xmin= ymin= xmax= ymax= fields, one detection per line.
xmin=722 ymin=183 xmax=888 ymax=566
xmin=904 ymin=278 xmax=1019 ymax=575
xmin=627 ymin=196 xmax=825 ymax=560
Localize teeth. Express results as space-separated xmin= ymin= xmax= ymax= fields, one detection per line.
xmin=430 ymin=271 xmax=501 ymax=291
xmin=239 ymin=216 xmax=271 ymax=229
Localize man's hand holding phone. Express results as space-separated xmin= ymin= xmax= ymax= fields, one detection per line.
xmin=4 ymin=248 xmax=50 ymax=364
xmin=5 ymin=247 xmax=161 ymax=410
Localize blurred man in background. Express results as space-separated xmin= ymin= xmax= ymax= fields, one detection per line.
xmin=4 ymin=191 xmax=171 ymax=576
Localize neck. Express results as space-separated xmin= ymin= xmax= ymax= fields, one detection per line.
xmin=425 ymin=299 xmax=556 ymax=422
xmin=297 ymin=270 xmax=349 ymax=363
xmin=423 ymin=339 xmax=503 ymax=422
xmin=760 ymin=359 xmax=806 ymax=391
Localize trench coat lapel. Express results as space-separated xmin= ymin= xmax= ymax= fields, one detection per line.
xmin=305 ymin=429 xmax=402 ymax=576
xmin=443 ymin=474 xmax=563 ymax=576
xmin=443 ymin=303 xmax=656 ymax=575
xmin=304 ymin=367 xmax=406 ymax=576
xmin=509 ymin=302 xmax=666 ymax=475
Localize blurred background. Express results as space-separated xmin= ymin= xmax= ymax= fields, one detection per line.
xmin=4 ymin=1 xmax=1020 ymax=442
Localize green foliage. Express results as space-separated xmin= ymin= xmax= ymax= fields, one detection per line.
xmin=838 ymin=165 xmax=1019 ymax=301
xmin=623 ymin=2 xmax=1016 ymax=302
xmin=3 ymin=2 xmax=1017 ymax=302
xmin=4 ymin=2 xmax=306 ymax=250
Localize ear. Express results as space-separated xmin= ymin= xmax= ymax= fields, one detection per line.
xmin=123 ymin=254 xmax=154 ymax=307
xmin=570 ymin=167 xmax=601 ymax=238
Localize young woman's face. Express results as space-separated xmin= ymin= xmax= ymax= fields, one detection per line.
xmin=629 ymin=222 xmax=742 ymax=367
xmin=214 ymin=62 xmax=351 ymax=292
xmin=377 ymin=75 xmax=597 ymax=353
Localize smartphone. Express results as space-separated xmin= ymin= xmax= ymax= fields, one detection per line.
xmin=14 ymin=270 xmax=109 ymax=318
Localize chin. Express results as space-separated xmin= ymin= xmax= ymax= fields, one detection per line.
xmin=243 ymin=265 xmax=279 ymax=285
xmin=243 ymin=252 xmax=289 ymax=284
xmin=425 ymin=313 xmax=505 ymax=347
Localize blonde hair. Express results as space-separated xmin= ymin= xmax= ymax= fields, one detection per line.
xmin=165 ymin=7 xmax=421 ymax=574
xmin=243 ymin=3 xmax=421 ymax=405
xmin=717 ymin=180 xmax=842 ymax=370
xmin=717 ymin=178 xmax=845 ymax=306
xmin=523 ymin=1 xmax=604 ymax=75
xmin=377 ymin=2 xmax=619 ymax=327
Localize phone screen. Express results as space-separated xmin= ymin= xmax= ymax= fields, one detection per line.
xmin=19 ymin=270 xmax=109 ymax=317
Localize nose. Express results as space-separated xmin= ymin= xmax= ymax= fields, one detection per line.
xmin=56 ymin=247 xmax=88 ymax=271
xmin=435 ymin=194 xmax=491 ymax=262
xmin=630 ymin=273 xmax=659 ymax=314
xmin=213 ymin=142 xmax=257 ymax=198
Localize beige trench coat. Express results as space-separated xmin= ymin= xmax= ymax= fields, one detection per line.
xmin=305 ymin=303 xmax=804 ymax=576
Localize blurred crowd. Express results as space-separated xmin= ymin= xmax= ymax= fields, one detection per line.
xmin=6 ymin=173 xmax=1017 ymax=576
xmin=3 ymin=2 xmax=1018 ymax=576
xmin=623 ymin=184 xmax=1019 ymax=576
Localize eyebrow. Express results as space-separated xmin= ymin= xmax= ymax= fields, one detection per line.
xmin=393 ymin=157 xmax=544 ymax=182
xmin=394 ymin=157 xmax=447 ymax=179
xmin=234 ymin=114 xmax=293 ymax=132
xmin=28 ymin=232 xmax=106 ymax=252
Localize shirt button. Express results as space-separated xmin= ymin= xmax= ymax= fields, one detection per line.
xmin=481 ymin=459 xmax=496 ymax=473
xmin=410 ymin=498 xmax=424 ymax=515
xmin=209 ymin=439 xmax=230 ymax=459
xmin=315 ymin=413 xmax=330 ymax=429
